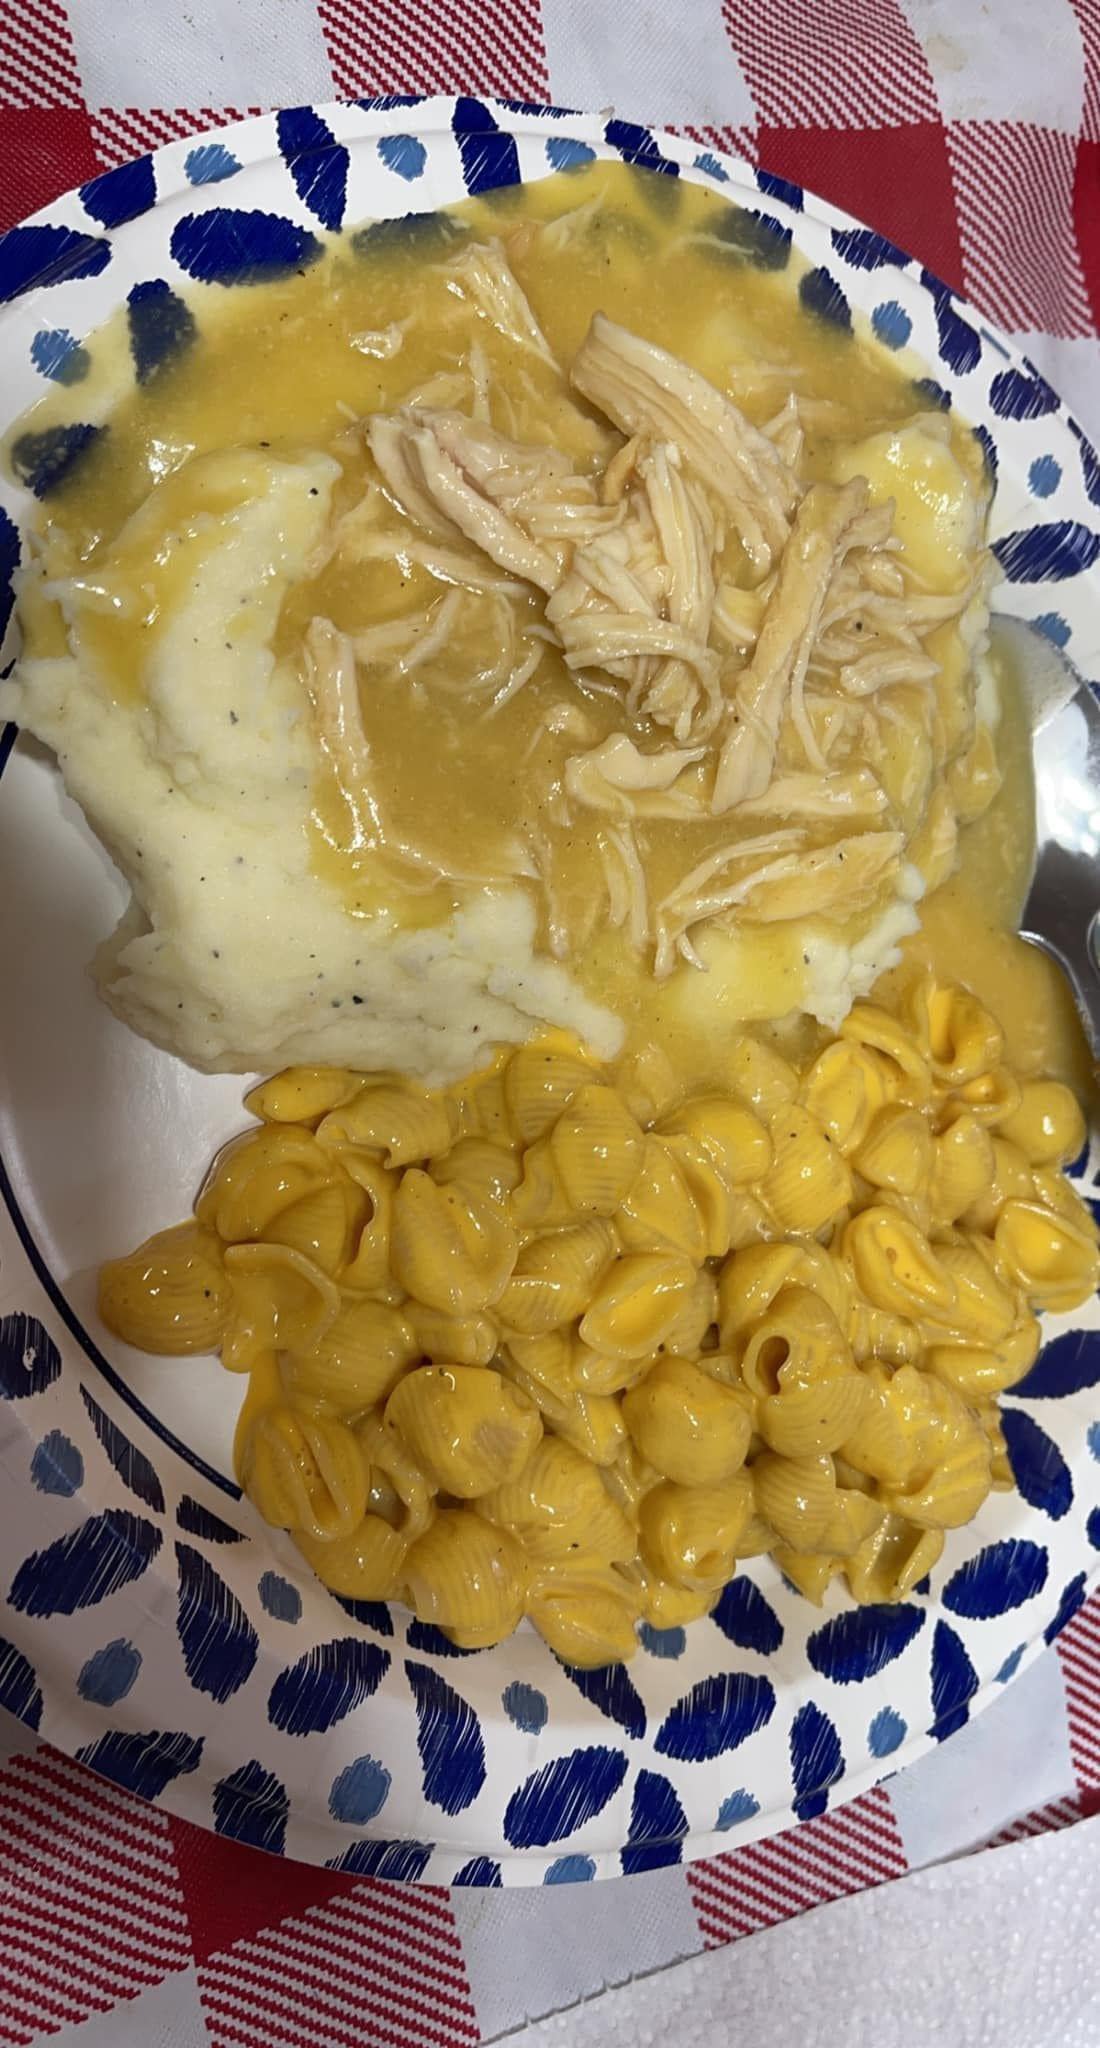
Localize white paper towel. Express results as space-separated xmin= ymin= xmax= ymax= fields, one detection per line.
xmin=499 ymin=1815 xmax=1100 ymax=2048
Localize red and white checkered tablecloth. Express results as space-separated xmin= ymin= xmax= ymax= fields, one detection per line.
xmin=1 ymin=4 xmax=1099 ymax=2045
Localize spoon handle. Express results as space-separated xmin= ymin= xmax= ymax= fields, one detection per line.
xmin=1020 ymin=846 xmax=1100 ymax=1059
xmin=1019 ymin=676 xmax=1100 ymax=1061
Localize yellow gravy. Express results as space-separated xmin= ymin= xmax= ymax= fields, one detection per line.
xmin=9 ymin=160 xmax=1090 ymax=1100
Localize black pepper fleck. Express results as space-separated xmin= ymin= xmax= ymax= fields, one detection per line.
xmin=352 ymin=994 xmax=364 ymax=1005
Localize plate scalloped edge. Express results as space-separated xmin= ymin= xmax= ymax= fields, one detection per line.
xmin=1 ymin=95 xmax=1099 ymax=1887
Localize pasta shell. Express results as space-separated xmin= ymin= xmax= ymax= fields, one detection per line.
xmin=550 ymin=1391 xmax=628 ymax=1468
xmin=844 ymin=1515 xmax=944 ymax=1604
xmin=402 ymin=1511 xmax=526 ymax=1646
xmin=432 ymin=1137 xmax=522 ymax=1202
xmin=756 ymin=1374 xmax=870 ymax=1460
xmin=623 ymin=1562 xmax=716 ymax=1629
xmin=222 ymin=1243 xmax=340 ymax=1372
xmin=659 ymin=1269 xmax=719 ymax=1359
xmin=357 ymin=1410 xmax=434 ymax=1535
xmin=994 ymin=1199 xmax=1100 ymax=1313
xmin=245 ymin=1067 xmax=364 ymax=1126
xmin=295 ymin=1515 xmax=408 ymax=1598
xmin=504 ymin=1328 xmax=577 ymax=1397
xmin=998 ymin=1080 xmax=1087 ymax=1167
xmin=840 ymin=1002 xmax=932 ymax=1105
xmin=800 ymin=1040 xmax=890 ymax=1154
xmin=496 ymin=1220 xmax=616 ymax=1336
xmin=659 ymin=1135 xmax=736 ymax=1258
xmin=771 ymin=1550 xmax=842 ymax=1603
xmin=817 ymin=1486 xmax=885 ymax=1559
xmin=601 ymin=1440 xmax=663 ymax=1518
xmin=456 ymin=1067 xmax=512 ymax=1142
xmin=847 ymin=1300 xmax=922 ymax=1368
xmin=615 ymin=1136 xmax=707 ymax=1262
xmin=660 ymin=1098 xmax=772 ymax=1185
xmin=762 ymin=1106 xmax=852 ymax=1235
xmin=639 ymin=1474 xmax=754 ymax=1590
xmin=318 ymin=1080 xmax=456 ymax=1167
xmin=198 ymin=1125 xmax=334 ymax=1243
xmin=527 ymin=1567 xmax=642 ymax=1667
xmin=263 ymin=1180 xmax=365 ymax=1277
xmin=974 ymin=1400 xmax=1014 ymax=1489
xmin=283 ymin=1299 xmax=418 ymax=1415
xmin=406 ymin=1303 xmax=499 ymax=1367
xmin=853 ymin=1105 xmax=933 ymax=1198
xmin=717 ymin=1242 xmax=807 ymax=1348
xmin=925 ymin=983 xmax=1003 ymax=1088
xmin=579 ymin=1254 xmax=697 ymax=1359
xmin=727 ymin=1035 xmax=798 ymax=1116
xmin=385 ymin=1365 xmax=541 ymax=1498
xmin=740 ymin=1284 xmax=852 ymax=1396
xmin=240 ymin=1405 xmax=368 ymax=1541
xmin=508 ymin=1136 xmax=577 ymax=1230
xmin=549 ymin=1085 xmax=644 ymax=1215
xmin=572 ymin=1334 xmax=651 ymax=1394
xmin=885 ymin=1429 xmax=992 ymax=1530
xmin=503 ymin=1040 xmax=596 ymax=1143
xmin=924 ymin=1314 xmax=1040 ymax=1400
xmin=951 ymin=1065 xmax=1021 ymax=1127
xmin=842 ymin=1207 xmax=957 ymax=1319
xmin=391 ymin=1171 xmax=518 ymax=1315
xmin=337 ymin=1151 xmax=396 ymax=1295
xmin=1031 ymin=1169 xmax=1097 ymax=1232
xmin=623 ymin=1357 xmax=752 ymax=1486
xmin=929 ymin=1112 xmax=995 ymax=1226
xmin=98 ymin=1222 xmax=231 ymax=1355
xmin=960 ymin=1136 xmax=1035 ymax=1232
xmin=616 ymin=1041 xmax=680 ymax=1128
xmin=930 ymin=1242 xmax=1016 ymax=1343
xmin=479 ymin=1437 xmax=634 ymax=1565
xmin=750 ymin=1452 xmax=836 ymax=1552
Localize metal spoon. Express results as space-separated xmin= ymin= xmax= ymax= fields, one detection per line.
xmin=994 ymin=615 xmax=1100 ymax=1057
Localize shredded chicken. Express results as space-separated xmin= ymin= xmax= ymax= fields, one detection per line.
xmin=571 ymin=314 xmax=798 ymax=573
xmin=711 ymin=479 xmax=871 ymax=813
xmin=446 ymin=240 xmax=558 ymax=369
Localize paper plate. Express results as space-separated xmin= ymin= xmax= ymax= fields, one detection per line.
xmin=1 ymin=96 xmax=1098 ymax=1886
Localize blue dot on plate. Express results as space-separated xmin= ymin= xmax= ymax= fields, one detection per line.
xmin=638 ymin=1623 xmax=686 ymax=1660
xmin=77 ymin=1638 xmax=142 ymax=1707
xmin=30 ymin=327 xmax=90 ymax=383
xmin=867 ymin=1707 xmax=907 ymax=1757
xmin=502 ymin=1680 xmax=547 ymax=1733
xmin=258 ymin=1572 xmax=301 ymax=1623
xmin=543 ymin=1854 xmax=596 ymax=1884
xmin=1086 ymin=1423 xmax=1100 ymax=1462
xmin=185 ymin=143 xmax=241 ymax=186
xmin=1033 ymin=611 xmax=1071 ymax=650
xmin=693 ymin=152 xmax=728 ymax=183
xmin=716 ymin=1788 xmax=759 ymax=1829
xmin=1087 ymin=1507 xmax=1100 ymax=1551
xmin=995 ymin=1642 xmax=1026 ymax=1684
xmin=378 ymin=133 xmax=427 ymax=181
xmin=328 ymin=1753 xmax=392 ymax=1825
xmin=1029 ymin=454 xmax=1062 ymax=499
xmin=30 ymin=1429 xmax=83 ymax=1497
xmin=872 ymin=300 xmax=912 ymax=349
xmin=546 ymin=137 xmax=596 ymax=172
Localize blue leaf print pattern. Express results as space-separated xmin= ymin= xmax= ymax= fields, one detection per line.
xmin=0 ymin=1313 xmax=61 ymax=1399
xmin=1000 ymin=1409 xmax=1073 ymax=1519
xmin=175 ymin=1542 xmax=259 ymax=1702
xmin=81 ymin=1386 xmax=165 ymax=1512
xmin=930 ymin=1621 xmax=978 ymax=1740
xmin=75 ymin=1728 xmax=203 ymax=1799
xmin=327 ymin=1839 xmax=433 ymax=1881
xmin=556 ymin=1659 xmax=646 ymax=1738
xmin=621 ymin=1770 xmax=687 ymax=1876
xmin=453 ymin=1856 xmax=502 ymax=1887
xmin=655 ymin=1673 xmax=775 ymax=1762
xmin=1044 ymin=1571 xmax=1087 ymax=1646
xmin=790 ymin=1701 xmax=844 ymax=1820
xmin=453 ymin=98 xmax=521 ymax=196
xmin=504 ymin=1746 xmax=628 ymax=1849
xmin=80 ymin=156 xmax=156 ymax=228
xmin=806 ymin=1604 xmax=925 ymax=1683
xmin=176 ymin=1496 xmax=244 ymax=1544
xmin=268 ymin=1638 xmax=390 ymax=1735
xmin=993 ymin=521 xmax=1100 ymax=582
xmin=942 ymin=1539 xmax=1049 ymax=1620
xmin=711 ymin=1577 xmax=784 ymax=1654
xmin=171 ymin=209 xmax=323 ymax=286
xmin=0 ymin=224 xmax=110 ymax=304
xmin=0 ymin=1637 xmax=43 ymax=1731
xmin=405 ymin=1660 xmax=486 ymax=1815
xmin=213 ymin=1761 xmax=289 ymax=1854
xmin=29 ymin=1430 xmax=83 ymax=1498
xmin=1010 ymin=1329 xmax=1100 ymax=1399
xmin=127 ymin=279 xmax=197 ymax=384
xmin=9 ymin=1510 xmax=161 ymax=1616
xmin=276 ymin=107 xmax=349 ymax=231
